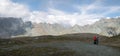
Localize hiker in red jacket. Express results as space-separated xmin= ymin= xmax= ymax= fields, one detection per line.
xmin=93 ymin=36 xmax=98 ymax=44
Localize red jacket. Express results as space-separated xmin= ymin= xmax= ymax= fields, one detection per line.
xmin=93 ymin=36 xmax=97 ymax=41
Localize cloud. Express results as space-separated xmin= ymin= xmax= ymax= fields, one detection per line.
xmin=0 ymin=0 xmax=30 ymax=18
xmin=102 ymin=6 xmax=120 ymax=15
xmin=30 ymin=8 xmax=100 ymax=26
xmin=0 ymin=0 xmax=120 ymax=26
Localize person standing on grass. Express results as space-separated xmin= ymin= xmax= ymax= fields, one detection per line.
xmin=93 ymin=36 xmax=97 ymax=45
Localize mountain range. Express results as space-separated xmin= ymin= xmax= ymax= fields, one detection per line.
xmin=0 ymin=17 xmax=120 ymax=38
xmin=26 ymin=17 xmax=120 ymax=37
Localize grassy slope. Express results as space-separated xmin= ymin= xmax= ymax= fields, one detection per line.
xmin=0 ymin=33 xmax=120 ymax=56
xmin=101 ymin=35 xmax=120 ymax=48
xmin=0 ymin=46 xmax=75 ymax=56
xmin=0 ymin=33 xmax=106 ymax=47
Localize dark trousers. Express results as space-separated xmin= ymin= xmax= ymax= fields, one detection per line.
xmin=94 ymin=40 xmax=98 ymax=45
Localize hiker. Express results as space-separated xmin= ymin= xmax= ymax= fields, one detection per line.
xmin=93 ymin=36 xmax=99 ymax=45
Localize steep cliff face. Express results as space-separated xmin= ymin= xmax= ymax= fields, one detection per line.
xmin=28 ymin=18 xmax=120 ymax=37
xmin=0 ymin=17 xmax=32 ymax=38
xmin=67 ymin=18 xmax=120 ymax=37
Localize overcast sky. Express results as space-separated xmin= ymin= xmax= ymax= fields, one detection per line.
xmin=0 ymin=0 xmax=120 ymax=26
